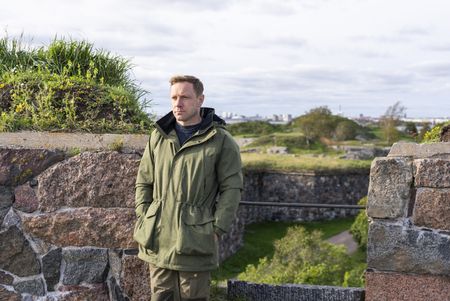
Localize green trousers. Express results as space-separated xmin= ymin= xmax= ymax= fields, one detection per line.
xmin=149 ymin=264 xmax=211 ymax=301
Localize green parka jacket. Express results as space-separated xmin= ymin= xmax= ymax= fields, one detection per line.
xmin=133 ymin=107 xmax=243 ymax=271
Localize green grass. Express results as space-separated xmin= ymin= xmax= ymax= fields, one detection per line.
xmin=0 ymin=36 xmax=153 ymax=133
xmin=213 ymin=217 xmax=356 ymax=282
xmin=241 ymin=153 xmax=371 ymax=173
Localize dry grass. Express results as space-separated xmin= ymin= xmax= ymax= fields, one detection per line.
xmin=241 ymin=153 xmax=371 ymax=173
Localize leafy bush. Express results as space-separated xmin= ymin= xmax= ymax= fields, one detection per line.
xmin=238 ymin=226 xmax=351 ymax=286
xmin=422 ymin=121 xmax=450 ymax=143
xmin=350 ymin=197 xmax=368 ymax=250
xmin=335 ymin=120 xmax=357 ymax=141
xmin=0 ymin=36 xmax=152 ymax=133
xmin=228 ymin=121 xmax=284 ymax=136
xmin=291 ymin=106 xmax=368 ymax=142
xmin=248 ymin=133 xmax=312 ymax=152
xmin=342 ymin=263 xmax=366 ymax=287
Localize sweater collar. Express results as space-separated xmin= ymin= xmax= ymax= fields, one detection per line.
xmin=155 ymin=107 xmax=225 ymax=136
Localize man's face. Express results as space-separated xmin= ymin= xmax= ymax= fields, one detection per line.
xmin=171 ymin=81 xmax=204 ymax=126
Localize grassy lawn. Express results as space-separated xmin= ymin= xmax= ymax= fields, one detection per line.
xmin=213 ymin=217 xmax=358 ymax=282
xmin=241 ymin=153 xmax=371 ymax=174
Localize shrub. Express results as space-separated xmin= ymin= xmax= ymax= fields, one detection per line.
xmin=335 ymin=120 xmax=357 ymax=141
xmin=0 ymin=36 xmax=152 ymax=133
xmin=228 ymin=121 xmax=284 ymax=136
xmin=291 ymin=106 xmax=367 ymax=142
xmin=342 ymin=263 xmax=366 ymax=287
xmin=238 ymin=226 xmax=351 ymax=286
xmin=422 ymin=121 xmax=450 ymax=143
xmin=350 ymin=197 xmax=368 ymax=250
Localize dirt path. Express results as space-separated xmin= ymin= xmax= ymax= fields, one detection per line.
xmin=327 ymin=230 xmax=358 ymax=254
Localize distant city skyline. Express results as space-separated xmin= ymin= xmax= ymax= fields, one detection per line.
xmin=2 ymin=0 xmax=450 ymax=119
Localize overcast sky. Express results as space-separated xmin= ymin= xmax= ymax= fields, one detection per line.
xmin=2 ymin=0 xmax=450 ymax=118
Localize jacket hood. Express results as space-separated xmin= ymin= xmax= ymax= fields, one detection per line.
xmin=155 ymin=107 xmax=226 ymax=136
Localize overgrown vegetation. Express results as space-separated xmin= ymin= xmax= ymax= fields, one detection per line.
xmin=235 ymin=224 xmax=365 ymax=287
xmin=228 ymin=120 xmax=285 ymax=137
xmin=0 ymin=36 xmax=152 ymax=133
xmin=213 ymin=218 xmax=356 ymax=282
xmin=291 ymin=106 xmax=372 ymax=142
xmin=422 ymin=121 xmax=450 ymax=143
xmin=238 ymin=227 xmax=349 ymax=285
xmin=241 ymin=153 xmax=371 ymax=173
xmin=350 ymin=197 xmax=369 ymax=251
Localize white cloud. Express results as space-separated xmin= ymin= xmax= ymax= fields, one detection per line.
xmin=2 ymin=0 xmax=450 ymax=118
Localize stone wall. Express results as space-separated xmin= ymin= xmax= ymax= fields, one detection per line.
xmin=365 ymin=142 xmax=450 ymax=301
xmin=219 ymin=170 xmax=369 ymax=261
xmin=240 ymin=170 xmax=368 ymax=224
xmin=0 ymin=132 xmax=371 ymax=300
xmin=227 ymin=280 xmax=365 ymax=301
xmin=0 ymin=148 xmax=151 ymax=300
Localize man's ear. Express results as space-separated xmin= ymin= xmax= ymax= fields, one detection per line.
xmin=198 ymin=94 xmax=205 ymax=107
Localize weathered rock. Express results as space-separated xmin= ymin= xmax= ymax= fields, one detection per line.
xmin=0 ymin=286 xmax=21 ymax=301
xmin=0 ymin=186 xmax=13 ymax=225
xmin=108 ymin=277 xmax=129 ymax=301
xmin=108 ymin=249 xmax=123 ymax=280
xmin=227 ymin=280 xmax=365 ymax=301
xmin=367 ymin=221 xmax=450 ymax=275
xmin=0 ymin=208 xmax=8 ymax=227
xmin=440 ymin=124 xmax=450 ymax=142
xmin=36 ymin=151 xmax=139 ymax=212
xmin=21 ymin=208 xmax=136 ymax=248
xmin=58 ymin=284 xmax=110 ymax=301
xmin=43 ymin=248 xmax=62 ymax=291
xmin=62 ymin=248 xmax=108 ymax=285
xmin=0 ymin=148 xmax=65 ymax=186
xmin=413 ymin=188 xmax=450 ymax=231
xmin=13 ymin=183 xmax=38 ymax=213
xmin=367 ymin=157 xmax=413 ymax=218
xmin=388 ymin=142 xmax=450 ymax=159
xmin=267 ymin=147 xmax=288 ymax=154
xmin=415 ymin=159 xmax=450 ymax=188
xmin=0 ymin=271 xmax=14 ymax=285
xmin=107 ymin=251 xmax=150 ymax=300
xmin=1 ymin=209 xmax=20 ymax=229
xmin=14 ymin=277 xmax=45 ymax=296
xmin=366 ymin=271 xmax=450 ymax=301
xmin=120 ymin=255 xmax=151 ymax=300
xmin=0 ymin=132 xmax=148 ymax=153
xmin=0 ymin=226 xmax=40 ymax=277
xmin=0 ymin=186 xmax=13 ymax=209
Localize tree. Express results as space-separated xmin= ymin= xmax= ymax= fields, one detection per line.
xmin=418 ymin=122 xmax=431 ymax=142
xmin=380 ymin=101 xmax=405 ymax=145
xmin=404 ymin=122 xmax=418 ymax=138
xmin=335 ymin=120 xmax=357 ymax=141
xmin=292 ymin=106 xmax=335 ymax=144
xmin=238 ymin=226 xmax=350 ymax=286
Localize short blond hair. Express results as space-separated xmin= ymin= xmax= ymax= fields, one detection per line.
xmin=169 ymin=75 xmax=204 ymax=96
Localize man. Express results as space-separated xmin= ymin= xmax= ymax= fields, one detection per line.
xmin=133 ymin=75 xmax=243 ymax=301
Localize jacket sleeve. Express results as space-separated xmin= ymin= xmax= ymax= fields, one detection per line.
xmin=135 ymin=133 xmax=155 ymax=218
xmin=213 ymin=132 xmax=243 ymax=235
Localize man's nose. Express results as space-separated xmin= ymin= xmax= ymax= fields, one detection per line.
xmin=174 ymin=98 xmax=183 ymax=106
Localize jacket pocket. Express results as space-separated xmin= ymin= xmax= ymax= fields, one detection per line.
xmin=176 ymin=209 xmax=216 ymax=256
xmin=133 ymin=201 xmax=161 ymax=251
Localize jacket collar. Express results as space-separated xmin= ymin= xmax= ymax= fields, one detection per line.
xmin=155 ymin=107 xmax=226 ymax=137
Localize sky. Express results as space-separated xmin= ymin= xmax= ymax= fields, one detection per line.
xmin=2 ymin=0 xmax=450 ymax=118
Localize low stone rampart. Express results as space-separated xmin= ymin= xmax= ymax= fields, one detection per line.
xmin=365 ymin=142 xmax=450 ymax=301
xmin=0 ymin=132 xmax=370 ymax=300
